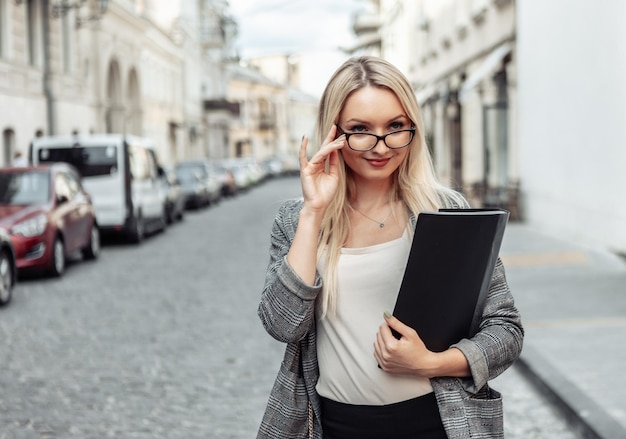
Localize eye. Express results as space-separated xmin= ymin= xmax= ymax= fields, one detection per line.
xmin=347 ymin=124 xmax=367 ymax=133
xmin=389 ymin=121 xmax=407 ymax=131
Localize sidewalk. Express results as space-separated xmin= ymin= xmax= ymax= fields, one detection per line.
xmin=500 ymin=223 xmax=626 ymax=438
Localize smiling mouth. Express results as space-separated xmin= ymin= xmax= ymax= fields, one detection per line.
xmin=366 ymin=157 xmax=391 ymax=166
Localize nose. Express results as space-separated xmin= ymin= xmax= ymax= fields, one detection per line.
xmin=372 ymin=135 xmax=388 ymax=153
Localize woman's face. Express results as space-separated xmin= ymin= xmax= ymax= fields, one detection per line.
xmin=337 ymin=86 xmax=412 ymax=185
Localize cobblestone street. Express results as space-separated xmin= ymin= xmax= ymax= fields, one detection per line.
xmin=0 ymin=177 xmax=580 ymax=438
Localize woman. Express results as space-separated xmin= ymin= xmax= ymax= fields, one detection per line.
xmin=257 ymin=56 xmax=523 ymax=439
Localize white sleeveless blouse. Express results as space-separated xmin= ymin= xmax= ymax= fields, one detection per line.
xmin=316 ymin=228 xmax=433 ymax=405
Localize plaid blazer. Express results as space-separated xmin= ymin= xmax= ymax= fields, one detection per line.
xmin=257 ymin=198 xmax=524 ymax=439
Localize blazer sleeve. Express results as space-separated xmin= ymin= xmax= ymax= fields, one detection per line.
xmin=451 ymin=258 xmax=524 ymax=393
xmin=257 ymin=199 xmax=323 ymax=344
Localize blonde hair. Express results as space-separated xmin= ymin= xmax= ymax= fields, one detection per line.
xmin=315 ymin=56 xmax=462 ymax=317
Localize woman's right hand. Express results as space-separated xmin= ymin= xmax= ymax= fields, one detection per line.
xmin=298 ymin=125 xmax=345 ymax=213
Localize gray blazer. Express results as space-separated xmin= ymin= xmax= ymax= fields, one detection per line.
xmin=257 ymin=198 xmax=524 ymax=439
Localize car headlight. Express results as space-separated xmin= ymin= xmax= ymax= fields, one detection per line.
xmin=12 ymin=214 xmax=48 ymax=237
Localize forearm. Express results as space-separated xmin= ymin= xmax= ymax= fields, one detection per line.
xmin=286 ymin=206 xmax=324 ymax=285
xmin=420 ymin=347 xmax=470 ymax=378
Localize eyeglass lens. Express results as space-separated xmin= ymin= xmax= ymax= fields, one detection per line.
xmin=346 ymin=130 xmax=414 ymax=151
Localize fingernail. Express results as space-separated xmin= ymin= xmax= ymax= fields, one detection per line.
xmin=383 ymin=311 xmax=392 ymax=319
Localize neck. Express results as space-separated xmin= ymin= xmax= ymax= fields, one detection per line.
xmin=349 ymin=179 xmax=395 ymax=210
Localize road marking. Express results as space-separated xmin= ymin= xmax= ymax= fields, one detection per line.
xmin=501 ymin=250 xmax=589 ymax=267
xmin=524 ymin=317 xmax=626 ymax=329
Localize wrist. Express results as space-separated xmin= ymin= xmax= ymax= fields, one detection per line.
xmin=419 ymin=351 xmax=443 ymax=378
xmin=419 ymin=348 xmax=470 ymax=378
xmin=299 ymin=204 xmax=326 ymax=223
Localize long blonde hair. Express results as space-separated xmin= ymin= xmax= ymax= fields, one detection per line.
xmin=315 ymin=56 xmax=462 ymax=317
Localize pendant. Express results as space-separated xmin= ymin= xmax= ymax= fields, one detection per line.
xmin=379 ymin=223 xmax=384 ymax=228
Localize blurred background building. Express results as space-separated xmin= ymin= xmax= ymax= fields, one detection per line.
xmin=0 ymin=0 xmax=315 ymax=169
xmin=1 ymin=0 xmax=625 ymax=255
xmin=347 ymin=0 xmax=626 ymax=256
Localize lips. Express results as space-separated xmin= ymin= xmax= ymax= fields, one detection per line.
xmin=366 ymin=158 xmax=391 ymax=167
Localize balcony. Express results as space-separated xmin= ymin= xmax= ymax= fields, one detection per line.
xmin=203 ymin=99 xmax=240 ymax=117
xmin=258 ymin=114 xmax=276 ymax=131
xmin=352 ymin=12 xmax=381 ymax=35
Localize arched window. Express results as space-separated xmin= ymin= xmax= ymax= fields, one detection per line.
xmin=2 ymin=128 xmax=15 ymax=166
xmin=0 ymin=0 xmax=6 ymax=58
xmin=106 ymin=59 xmax=124 ymax=133
xmin=26 ymin=0 xmax=39 ymax=66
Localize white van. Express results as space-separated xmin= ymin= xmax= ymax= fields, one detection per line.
xmin=30 ymin=134 xmax=166 ymax=243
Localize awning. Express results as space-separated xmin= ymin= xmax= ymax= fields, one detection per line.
xmin=341 ymin=33 xmax=382 ymax=54
xmin=459 ymin=41 xmax=512 ymax=101
xmin=416 ymin=82 xmax=440 ymax=105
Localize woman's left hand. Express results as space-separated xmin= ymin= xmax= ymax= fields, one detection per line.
xmin=374 ymin=312 xmax=471 ymax=378
xmin=374 ymin=313 xmax=437 ymax=377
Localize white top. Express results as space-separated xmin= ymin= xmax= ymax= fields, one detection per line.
xmin=315 ymin=228 xmax=433 ymax=405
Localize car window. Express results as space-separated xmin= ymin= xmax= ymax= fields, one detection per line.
xmin=175 ymin=165 xmax=204 ymax=182
xmin=0 ymin=170 xmax=50 ymax=205
xmin=54 ymin=173 xmax=72 ymax=201
xmin=38 ymin=146 xmax=118 ymax=177
xmin=129 ymin=145 xmax=157 ymax=180
xmin=62 ymin=172 xmax=81 ymax=198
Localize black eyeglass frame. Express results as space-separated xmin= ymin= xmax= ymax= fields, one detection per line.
xmin=337 ymin=126 xmax=417 ymax=152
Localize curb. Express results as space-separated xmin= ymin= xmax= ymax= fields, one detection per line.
xmin=515 ymin=344 xmax=626 ymax=439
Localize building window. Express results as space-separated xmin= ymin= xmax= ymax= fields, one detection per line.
xmin=26 ymin=0 xmax=38 ymax=66
xmin=62 ymin=12 xmax=71 ymax=73
xmin=3 ymin=128 xmax=15 ymax=166
xmin=0 ymin=0 xmax=5 ymax=58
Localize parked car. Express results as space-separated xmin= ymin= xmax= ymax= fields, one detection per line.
xmin=174 ymin=160 xmax=221 ymax=209
xmin=262 ymin=156 xmax=284 ymax=179
xmin=212 ymin=162 xmax=238 ymax=197
xmin=31 ymin=134 xmax=166 ymax=244
xmin=0 ymin=228 xmax=17 ymax=307
xmin=221 ymin=159 xmax=251 ymax=192
xmin=0 ymin=163 xmax=100 ymax=277
xmin=160 ymin=169 xmax=185 ymax=224
xmin=220 ymin=158 xmax=262 ymax=192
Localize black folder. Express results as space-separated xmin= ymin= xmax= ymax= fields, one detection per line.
xmin=391 ymin=208 xmax=509 ymax=352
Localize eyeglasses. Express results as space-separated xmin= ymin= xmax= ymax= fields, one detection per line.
xmin=337 ymin=127 xmax=416 ymax=152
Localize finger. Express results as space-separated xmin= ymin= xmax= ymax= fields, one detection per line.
xmin=327 ymin=147 xmax=341 ymax=176
xmin=383 ymin=312 xmax=412 ymax=340
xmin=373 ymin=332 xmax=384 ymax=365
xmin=310 ymin=137 xmax=345 ymax=167
xmin=323 ymin=125 xmax=338 ymax=145
xmin=299 ymin=135 xmax=309 ymax=170
xmin=374 ymin=329 xmax=393 ymax=369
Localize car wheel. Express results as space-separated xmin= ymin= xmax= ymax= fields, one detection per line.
xmin=82 ymin=224 xmax=100 ymax=260
xmin=128 ymin=214 xmax=144 ymax=244
xmin=0 ymin=250 xmax=14 ymax=307
xmin=49 ymin=236 xmax=65 ymax=277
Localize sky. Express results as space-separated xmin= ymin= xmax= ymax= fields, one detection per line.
xmin=228 ymin=0 xmax=369 ymax=97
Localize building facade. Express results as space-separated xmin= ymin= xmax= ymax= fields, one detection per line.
xmin=350 ymin=0 xmax=626 ymax=254
xmin=516 ymin=0 xmax=626 ymax=253
xmin=0 ymin=0 xmax=235 ymax=168
xmin=246 ymin=54 xmax=318 ymax=161
xmin=413 ymin=0 xmax=517 ymax=216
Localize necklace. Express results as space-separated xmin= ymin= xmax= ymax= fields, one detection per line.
xmin=349 ymin=204 xmax=393 ymax=228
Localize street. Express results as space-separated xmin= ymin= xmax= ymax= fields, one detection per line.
xmin=0 ymin=176 xmax=580 ymax=439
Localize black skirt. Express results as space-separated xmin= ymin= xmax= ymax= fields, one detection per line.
xmin=320 ymin=392 xmax=448 ymax=439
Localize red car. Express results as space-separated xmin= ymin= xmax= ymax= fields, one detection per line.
xmin=0 ymin=228 xmax=17 ymax=306
xmin=0 ymin=163 xmax=100 ymax=277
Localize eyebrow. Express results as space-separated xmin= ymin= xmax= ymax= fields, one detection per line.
xmin=342 ymin=115 xmax=409 ymax=125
